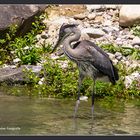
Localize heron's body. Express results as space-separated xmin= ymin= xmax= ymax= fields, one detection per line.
xmin=52 ymin=24 xmax=119 ymax=118
xmin=63 ymin=38 xmax=118 ymax=85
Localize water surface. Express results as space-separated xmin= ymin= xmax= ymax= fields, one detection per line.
xmin=0 ymin=94 xmax=139 ymax=136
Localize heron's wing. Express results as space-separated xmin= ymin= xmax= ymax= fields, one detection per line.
xmin=74 ymin=40 xmax=119 ymax=83
xmin=84 ymin=40 xmax=109 ymax=58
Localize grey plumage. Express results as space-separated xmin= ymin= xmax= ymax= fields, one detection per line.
xmin=52 ymin=23 xmax=119 ymax=118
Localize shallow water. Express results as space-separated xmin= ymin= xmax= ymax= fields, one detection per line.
xmin=0 ymin=95 xmax=139 ymax=136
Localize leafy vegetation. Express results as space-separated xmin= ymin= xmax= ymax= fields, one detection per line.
xmin=99 ymin=43 xmax=140 ymax=60
xmin=131 ymin=24 xmax=140 ymax=37
xmin=2 ymin=53 xmax=139 ymax=99
xmin=0 ymin=13 xmax=47 ymax=65
xmin=0 ymin=24 xmax=18 ymax=64
xmin=0 ymin=12 xmax=139 ymax=99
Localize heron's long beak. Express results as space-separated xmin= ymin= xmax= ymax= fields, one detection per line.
xmin=51 ymin=36 xmax=63 ymax=53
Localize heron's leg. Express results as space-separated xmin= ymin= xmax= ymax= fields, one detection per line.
xmin=74 ymin=73 xmax=84 ymax=118
xmin=91 ymin=80 xmax=96 ymax=119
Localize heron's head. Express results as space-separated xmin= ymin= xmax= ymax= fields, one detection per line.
xmin=51 ymin=23 xmax=79 ymax=53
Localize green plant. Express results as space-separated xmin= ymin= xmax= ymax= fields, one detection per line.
xmin=0 ymin=24 xmax=18 ymax=64
xmin=99 ymin=43 xmax=119 ymax=54
xmin=1 ymin=53 xmax=140 ymax=99
xmin=131 ymin=24 xmax=140 ymax=37
xmin=31 ymin=15 xmax=47 ymax=35
xmin=40 ymin=57 xmax=78 ymax=98
xmin=10 ymin=38 xmax=41 ymax=65
xmin=99 ymin=43 xmax=140 ymax=60
xmin=17 ymin=53 xmax=139 ymax=99
xmin=23 ymin=68 xmax=40 ymax=84
xmin=0 ymin=13 xmax=47 ymax=65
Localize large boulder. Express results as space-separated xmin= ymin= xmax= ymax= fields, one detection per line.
xmin=0 ymin=65 xmax=42 ymax=85
xmin=0 ymin=5 xmax=47 ymax=38
xmin=119 ymin=5 xmax=140 ymax=27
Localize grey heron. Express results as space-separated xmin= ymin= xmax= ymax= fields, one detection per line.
xmin=52 ymin=24 xmax=119 ymax=118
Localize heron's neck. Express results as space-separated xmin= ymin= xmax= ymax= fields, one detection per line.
xmin=63 ymin=29 xmax=81 ymax=59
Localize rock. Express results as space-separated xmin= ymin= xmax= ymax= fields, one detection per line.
xmin=50 ymin=54 xmax=60 ymax=60
xmin=44 ymin=24 xmax=59 ymax=45
xmin=87 ymin=13 xmax=96 ymax=20
xmin=0 ymin=65 xmax=42 ymax=85
xmin=107 ymin=53 xmax=118 ymax=64
xmin=108 ymin=53 xmax=115 ymax=60
xmin=129 ymin=61 xmax=140 ymax=69
xmin=86 ymin=5 xmax=120 ymax=12
xmin=36 ymin=34 xmax=42 ymax=41
xmin=45 ymin=17 xmax=81 ymax=46
xmin=41 ymin=31 xmax=49 ymax=39
xmin=38 ymin=80 xmax=43 ymax=85
xmin=131 ymin=36 xmax=140 ymax=46
xmin=124 ymin=72 xmax=140 ymax=89
xmin=74 ymin=13 xmax=87 ymax=20
xmin=121 ymin=34 xmax=135 ymax=40
xmin=58 ymin=60 xmax=68 ymax=69
xmin=112 ymin=59 xmax=119 ymax=65
xmin=96 ymin=12 xmax=104 ymax=16
xmin=46 ymin=16 xmax=78 ymax=28
xmin=94 ymin=16 xmax=104 ymax=24
xmin=46 ymin=17 xmax=69 ymax=26
xmin=80 ymin=33 xmax=90 ymax=40
xmin=102 ymin=27 xmax=115 ymax=33
xmin=0 ymin=5 xmax=47 ymax=37
xmin=29 ymin=65 xmax=42 ymax=73
xmin=125 ymin=60 xmax=132 ymax=67
xmin=83 ymin=22 xmax=91 ymax=28
xmin=104 ymin=5 xmax=119 ymax=9
xmin=115 ymin=52 xmax=122 ymax=61
xmin=38 ymin=77 xmax=45 ymax=85
xmin=10 ymin=65 xmax=17 ymax=69
xmin=111 ymin=26 xmax=120 ymax=32
xmin=82 ymin=28 xmax=105 ymax=38
xmin=115 ymin=38 xmax=123 ymax=45
xmin=134 ymin=45 xmax=140 ymax=49
xmin=13 ymin=58 xmax=21 ymax=63
xmin=124 ymin=44 xmax=134 ymax=49
xmin=103 ymin=20 xmax=113 ymax=26
xmin=24 ymin=46 xmax=30 ymax=50
xmin=119 ymin=5 xmax=140 ymax=27
xmin=86 ymin=5 xmax=102 ymax=12
xmin=122 ymin=56 xmax=127 ymax=61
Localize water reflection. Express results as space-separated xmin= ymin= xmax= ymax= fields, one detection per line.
xmin=0 ymin=95 xmax=139 ymax=135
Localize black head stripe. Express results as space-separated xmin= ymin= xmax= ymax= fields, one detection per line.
xmin=60 ymin=24 xmax=78 ymax=32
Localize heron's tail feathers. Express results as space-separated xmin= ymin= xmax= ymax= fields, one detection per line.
xmin=110 ymin=66 xmax=119 ymax=85
xmin=113 ymin=66 xmax=119 ymax=81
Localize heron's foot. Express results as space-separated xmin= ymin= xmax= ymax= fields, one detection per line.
xmin=73 ymin=100 xmax=80 ymax=119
